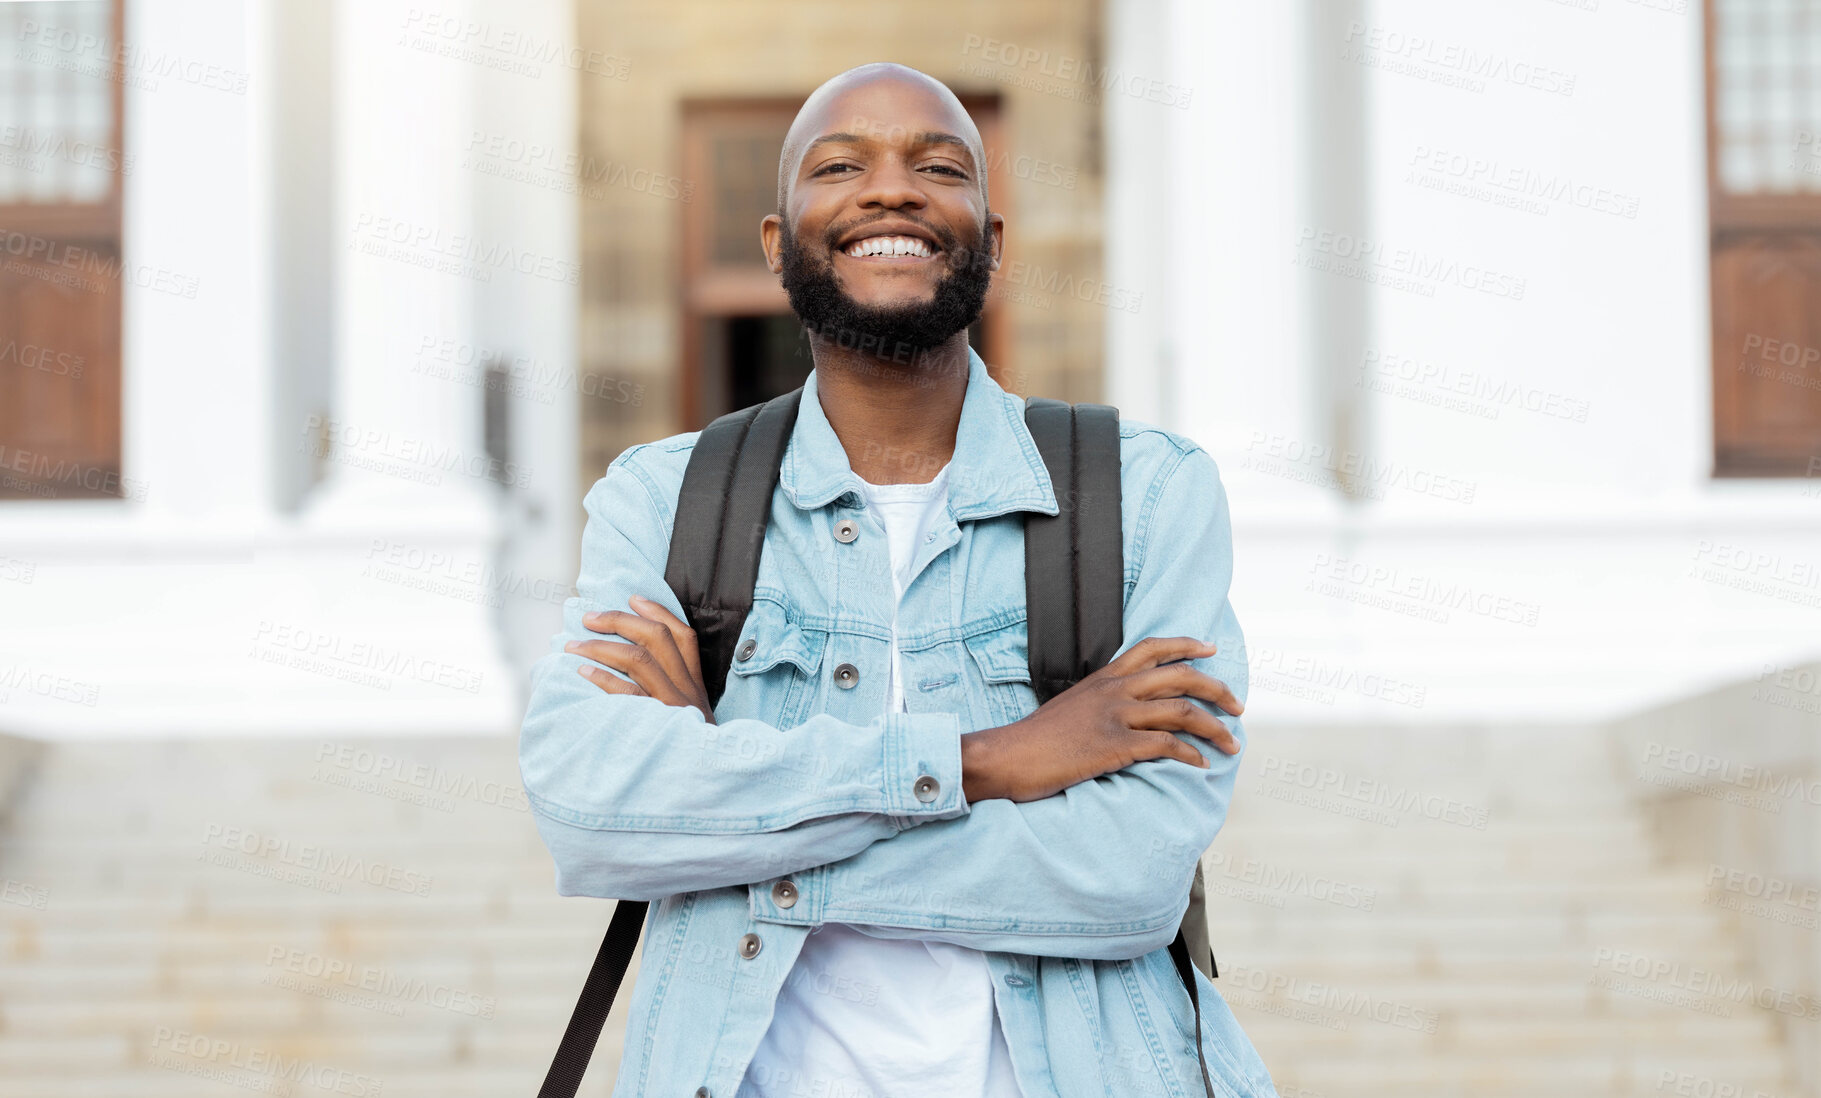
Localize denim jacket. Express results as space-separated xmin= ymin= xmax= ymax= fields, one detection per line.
xmin=519 ymin=347 xmax=1279 ymax=1098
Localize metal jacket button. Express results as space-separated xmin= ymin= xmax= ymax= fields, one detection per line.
xmin=738 ymin=932 xmax=762 ymax=959
xmin=833 ymin=518 xmax=859 ymax=543
xmin=913 ymin=775 xmax=940 ymax=803
xmin=771 ymin=879 xmax=798 ymax=908
xmin=736 ymin=638 xmax=756 ymax=661
xmin=833 ymin=662 xmax=859 ymax=689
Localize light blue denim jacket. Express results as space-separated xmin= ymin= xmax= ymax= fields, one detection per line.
xmin=519 ymin=347 xmax=1278 ymax=1098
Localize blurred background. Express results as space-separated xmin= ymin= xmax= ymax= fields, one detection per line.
xmin=1 ymin=0 xmax=1819 ymax=1094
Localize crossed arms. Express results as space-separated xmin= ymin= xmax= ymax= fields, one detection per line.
xmin=518 ymin=441 xmax=1249 ymax=960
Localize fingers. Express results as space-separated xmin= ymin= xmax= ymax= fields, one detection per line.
xmin=1132 ymin=729 xmax=1211 ymax=769
xmin=580 ymin=608 xmax=691 ymax=699
xmin=1103 ymin=636 xmax=1218 ymax=679
xmin=1128 ymin=663 xmax=1244 ymax=716
xmin=1126 ymin=696 xmax=1241 ymax=755
xmin=576 ymin=661 xmax=646 ymax=695
xmin=629 ymin=595 xmax=706 ymax=691
xmin=566 ymin=635 xmax=679 ymax=700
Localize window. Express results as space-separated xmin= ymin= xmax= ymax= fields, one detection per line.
xmin=0 ymin=0 xmax=125 ymax=500
xmin=1707 ymin=0 xmax=1821 ymax=476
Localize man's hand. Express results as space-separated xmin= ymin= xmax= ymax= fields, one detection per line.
xmin=960 ymin=636 xmax=1242 ymax=803
xmin=568 ymin=594 xmax=717 ymax=724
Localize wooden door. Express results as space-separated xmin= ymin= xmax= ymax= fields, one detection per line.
xmin=1707 ymin=0 xmax=1821 ymax=476
xmin=0 ymin=0 xmax=125 ymax=500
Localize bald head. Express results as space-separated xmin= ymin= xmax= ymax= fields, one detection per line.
xmin=775 ymin=63 xmax=989 ymax=215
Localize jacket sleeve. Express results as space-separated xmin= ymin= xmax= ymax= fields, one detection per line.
xmin=518 ymin=447 xmax=970 ymax=902
xmin=748 ymin=445 xmax=1248 ymax=960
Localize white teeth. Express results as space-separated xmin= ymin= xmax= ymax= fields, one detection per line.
xmin=845 ymin=234 xmax=933 ymax=258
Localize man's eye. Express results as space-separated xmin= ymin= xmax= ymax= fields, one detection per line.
xmin=925 ymin=165 xmax=966 ymax=178
xmin=813 ymin=163 xmax=857 ymax=176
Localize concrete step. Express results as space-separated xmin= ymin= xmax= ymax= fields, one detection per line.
xmin=1258 ymin=1053 xmax=1793 ymax=1095
xmin=1232 ymin=1017 xmax=1784 ymax=1057
xmin=0 ymin=731 xmax=1798 ymax=1098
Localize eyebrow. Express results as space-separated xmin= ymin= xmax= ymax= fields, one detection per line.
xmin=804 ymin=130 xmax=976 ymax=164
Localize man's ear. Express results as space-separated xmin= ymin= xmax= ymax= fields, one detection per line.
xmin=986 ymin=211 xmax=1005 ymax=272
xmin=760 ymin=214 xmax=784 ymax=274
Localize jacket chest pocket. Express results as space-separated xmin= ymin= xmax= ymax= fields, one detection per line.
xmin=963 ymin=622 xmax=1038 ymax=728
xmin=721 ymin=601 xmax=827 ymax=727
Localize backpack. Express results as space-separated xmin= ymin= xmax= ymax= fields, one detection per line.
xmin=538 ymin=388 xmax=1220 ymax=1098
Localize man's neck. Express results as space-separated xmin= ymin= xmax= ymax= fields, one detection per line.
xmin=807 ymin=330 xmax=970 ymax=485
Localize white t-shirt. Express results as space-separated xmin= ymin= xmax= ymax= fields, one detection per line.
xmin=740 ymin=460 xmax=1026 ymax=1098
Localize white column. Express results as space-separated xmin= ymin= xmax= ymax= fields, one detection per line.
xmin=313 ymin=0 xmax=492 ymax=527
xmin=255 ymin=0 xmax=516 ymax=734
xmin=1104 ymin=0 xmax=1177 ymax=430
xmin=466 ymin=0 xmax=582 ymax=679
xmin=1108 ymin=0 xmax=1327 ymax=515
xmin=122 ymin=0 xmax=276 ymax=517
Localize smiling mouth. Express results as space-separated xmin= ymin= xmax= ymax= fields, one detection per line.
xmin=840 ymin=234 xmax=939 ymax=261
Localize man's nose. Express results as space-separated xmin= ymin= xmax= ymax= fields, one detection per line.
xmin=855 ymin=157 xmax=928 ymax=210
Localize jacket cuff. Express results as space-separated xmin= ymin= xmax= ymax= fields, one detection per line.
xmin=881 ymin=710 xmax=968 ymax=828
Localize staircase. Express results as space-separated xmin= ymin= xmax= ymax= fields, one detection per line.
xmin=0 ymin=726 xmax=1799 ymax=1097
xmin=1215 ymin=724 xmax=1798 ymax=1098
xmin=0 ymin=736 xmax=632 ymax=1097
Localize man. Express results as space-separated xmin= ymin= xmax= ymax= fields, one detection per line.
xmin=519 ymin=63 xmax=1278 ymax=1098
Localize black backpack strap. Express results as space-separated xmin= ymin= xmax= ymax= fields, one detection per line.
xmin=537 ymin=390 xmax=802 ymax=1098
xmin=664 ymin=386 xmax=804 ymax=708
xmin=1023 ymin=396 xmax=1216 ymax=1098
xmin=1021 ymin=397 xmax=1124 ymax=705
xmin=1169 ymin=931 xmax=1218 ymax=1098
xmin=536 ymin=898 xmax=646 ymax=1098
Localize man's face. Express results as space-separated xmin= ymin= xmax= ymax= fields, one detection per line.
xmin=763 ymin=78 xmax=1004 ymax=356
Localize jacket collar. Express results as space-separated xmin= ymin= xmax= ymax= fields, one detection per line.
xmin=779 ymin=346 xmax=1060 ymax=522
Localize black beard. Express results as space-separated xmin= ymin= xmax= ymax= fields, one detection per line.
xmin=777 ymin=215 xmax=992 ymax=358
